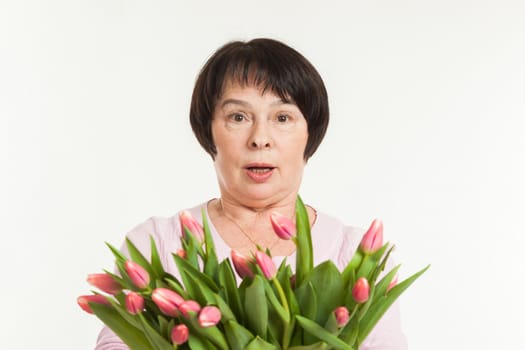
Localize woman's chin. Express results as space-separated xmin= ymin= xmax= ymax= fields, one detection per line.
xmin=233 ymin=186 xmax=296 ymax=208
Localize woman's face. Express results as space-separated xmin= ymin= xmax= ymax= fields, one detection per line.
xmin=211 ymin=83 xmax=308 ymax=208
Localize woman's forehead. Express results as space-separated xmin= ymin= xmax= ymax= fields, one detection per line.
xmin=218 ymin=78 xmax=293 ymax=104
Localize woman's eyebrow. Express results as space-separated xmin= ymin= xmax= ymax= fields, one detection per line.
xmin=220 ymin=99 xmax=250 ymax=108
xmin=220 ymin=98 xmax=290 ymax=108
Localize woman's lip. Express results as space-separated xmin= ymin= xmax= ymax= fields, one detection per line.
xmin=245 ymin=167 xmax=274 ymax=183
xmin=244 ymin=163 xmax=275 ymax=168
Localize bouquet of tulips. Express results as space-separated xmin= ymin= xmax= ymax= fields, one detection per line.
xmin=78 ymin=197 xmax=428 ymax=350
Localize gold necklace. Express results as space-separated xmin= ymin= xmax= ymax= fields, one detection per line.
xmin=218 ymin=199 xmax=282 ymax=251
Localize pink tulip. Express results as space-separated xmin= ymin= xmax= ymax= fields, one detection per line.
xmin=124 ymin=261 xmax=150 ymax=289
xmin=255 ymin=250 xmax=277 ymax=279
xmin=387 ymin=274 xmax=398 ymax=293
xmin=77 ymin=295 xmax=110 ymax=314
xmin=359 ymin=219 xmax=383 ymax=254
xmin=179 ymin=300 xmax=201 ymax=317
xmin=198 ymin=305 xmax=221 ymax=327
xmin=352 ymin=277 xmax=370 ymax=304
xmin=87 ymin=273 xmax=122 ymax=295
xmin=179 ymin=210 xmax=204 ymax=243
xmin=152 ymin=288 xmax=184 ymax=317
xmin=270 ymin=211 xmax=296 ymax=240
xmin=334 ymin=306 xmax=350 ymax=327
xmin=125 ymin=292 xmax=144 ymax=315
xmin=171 ymin=324 xmax=189 ymax=345
xmin=231 ymin=250 xmax=254 ymax=278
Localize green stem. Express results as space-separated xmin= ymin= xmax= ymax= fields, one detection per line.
xmin=356 ymin=254 xmax=369 ymax=279
xmin=272 ymin=277 xmax=291 ymax=349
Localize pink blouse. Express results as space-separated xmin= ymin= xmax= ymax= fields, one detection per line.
xmin=95 ymin=201 xmax=407 ymax=349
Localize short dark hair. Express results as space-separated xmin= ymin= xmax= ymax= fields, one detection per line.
xmin=190 ymin=38 xmax=329 ymax=160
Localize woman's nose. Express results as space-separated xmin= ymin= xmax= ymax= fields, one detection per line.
xmin=248 ymin=121 xmax=272 ymax=149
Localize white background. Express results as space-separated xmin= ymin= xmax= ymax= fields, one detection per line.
xmin=2 ymin=1 xmax=524 ymax=349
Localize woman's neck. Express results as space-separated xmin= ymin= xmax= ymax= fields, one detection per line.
xmin=207 ymin=197 xmax=316 ymax=256
xmin=218 ymin=196 xmax=297 ymax=223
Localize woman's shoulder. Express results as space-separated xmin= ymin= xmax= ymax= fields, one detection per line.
xmin=312 ymin=209 xmax=366 ymax=268
xmin=314 ymin=210 xmax=365 ymax=241
xmin=121 ymin=202 xmax=208 ymax=265
xmin=126 ymin=202 xmax=206 ymax=237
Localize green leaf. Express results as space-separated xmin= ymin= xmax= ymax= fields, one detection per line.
xmin=106 ymin=242 xmax=127 ymax=263
xmin=157 ymin=316 xmax=171 ymax=340
xmin=323 ymin=312 xmax=339 ymax=334
xmin=175 ymin=251 xmax=216 ymax=288
xmin=218 ymin=259 xmax=244 ymax=322
xmin=163 ymin=274 xmax=188 ymax=298
xmin=105 ymin=244 xmax=137 ymax=291
xmin=103 ymin=269 xmax=132 ymax=291
xmin=244 ymin=275 xmax=268 ymax=338
xmin=295 ymin=281 xmax=318 ymax=345
xmin=212 ymin=292 xmax=237 ymax=323
xmin=342 ymin=249 xmax=362 ymax=287
xmin=150 ymin=236 xmax=166 ymax=278
xmin=107 ymin=297 xmax=141 ymax=329
xmin=303 ymin=261 xmax=344 ymax=325
xmin=202 ymin=208 xmax=219 ymax=280
xmin=295 ymin=315 xmax=354 ymax=350
xmin=295 ymin=281 xmax=317 ymax=320
xmin=173 ymin=253 xmax=219 ymax=304
xmin=339 ymin=315 xmax=359 ymax=346
xmin=224 ymin=320 xmax=255 ymax=350
xmin=184 ymin=315 xmax=229 ymax=350
xmin=264 ymin=279 xmax=290 ymax=323
xmin=288 ymin=342 xmax=329 ymax=350
xmin=358 ymin=264 xmax=430 ymax=343
xmin=181 ymin=227 xmax=201 ymax=268
xmin=188 ymin=334 xmax=217 ymax=350
xmin=372 ymin=265 xmax=401 ymax=300
xmin=90 ymin=302 xmax=155 ymax=350
xmin=125 ymin=238 xmax=155 ymax=279
xmin=244 ymin=336 xmax=279 ymax=350
xmin=137 ymin=313 xmax=174 ymax=350
xmin=367 ymin=245 xmax=395 ymax=286
xmin=356 ymin=245 xmax=389 ymax=281
xmin=295 ymin=195 xmax=313 ymax=287
xmin=279 ymin=265 xmax=300 ymax=316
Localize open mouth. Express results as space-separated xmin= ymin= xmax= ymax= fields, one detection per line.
xmin=244 ymin=165 xmax=275 ymax=182
xmin=246 ymin=167 xmax=274 ymax=173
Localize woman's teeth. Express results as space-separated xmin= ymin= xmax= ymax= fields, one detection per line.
xmin=248 ymin=167 xmax=272 ymax=173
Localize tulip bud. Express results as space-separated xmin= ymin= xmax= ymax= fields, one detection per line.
xmin=124 ymin=261 xmax=150 ymax=289
xmin=231 ymin=250 xmax=254 ymax=278
xmin=198 ymin=305 xmax=221 ymax=327
xmin=87 ymin=273 xmax=122 ymax=295
xmin=125 ymin=292 xmax=144 ymax=315
xmin=179 ymin=300 xmax=201 ymax=317
xmin=179 ymin=210 xmax=204 ymax=243
xmin=334 ymin=306 xmax=350 ymax=327
xmin=352 ymin=277 xmax=370 ymax=304
xmin=175 ymin=249 xmax=187 ymax=259
xmin=359 ymin=219 xmax=383 ymax=254
xmin=290 ymin=274 xmax=296 ymax=289
xmin=255 ymin=250 xmax=277 ymax=279
xmin=270 ymin=211 xmax=296 ymax=240
xmin=171 ymin=324 xmax=189 ymax=345
xmin=387 ymin=274 xmax=398 ymax=293
xmin=152 ymin=288 xmax=184 ymax=317
xmin=77 ymin=295 xmax=110 ymax=314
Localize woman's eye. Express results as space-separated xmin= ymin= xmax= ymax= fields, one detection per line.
xmin=277 ymin=114 xmax=289 ymax=122
xmin=231 ymin=113 xmax=245 ymax=122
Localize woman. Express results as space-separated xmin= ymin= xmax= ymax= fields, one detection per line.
xmin=95 ymin=38 xmax=407 ymax=349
